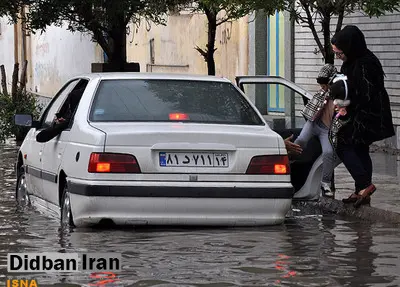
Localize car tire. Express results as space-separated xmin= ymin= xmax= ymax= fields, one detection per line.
xmin=16 ymin=166 xmax=31 ymax=206
xmin=60 ymin=182 xmax=75 ymax=228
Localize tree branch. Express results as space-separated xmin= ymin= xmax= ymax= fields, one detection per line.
xmin=124 ymin=10 xmax=136 ymax=26
xmin=216 ymin=16 xmax=231 ymax=26
xmin=300 ymin=0 xmax=324 ymax=57
xmin=92 ymin=29 xmax=111 ymax=57
xmin=59 ymin=4 xmax=112 ymax=56
xmin=195 ymin=45 xmax=207 ymax=60
xmin=335 ymin=7 xmax=345 ymax=33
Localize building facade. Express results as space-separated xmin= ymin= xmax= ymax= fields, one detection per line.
xmin=0 ymin=10 xmax=399 ymax=148
xmin=294 ymin=12 xmax=400 ymax=148
xmin=0 ymin=17 xmax=102 ymax=99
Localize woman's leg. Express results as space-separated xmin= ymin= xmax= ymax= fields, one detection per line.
xmin=355 ymin=144 xmax=373 ymax=184
xmin=336 ymin=143 xmax=375 ymax=206
xmin=352 ymin=144 xmax=375 ymax=207
xmin=336 ymin=143 xmax=371 ymax=189
xmin=350 ymin=145 xmax=372 ymax=193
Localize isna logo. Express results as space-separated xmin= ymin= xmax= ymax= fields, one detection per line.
xmin=6 ymin=279 xmax=38 ymax=287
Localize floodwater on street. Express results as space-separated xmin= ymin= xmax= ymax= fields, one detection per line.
xmin=1 ymin=142 xmax=400 ymax=287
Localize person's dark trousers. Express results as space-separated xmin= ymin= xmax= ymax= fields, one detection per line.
xmin=336 ymin=143 xmax=373 ymax=193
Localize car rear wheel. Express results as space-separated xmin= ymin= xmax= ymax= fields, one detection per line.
xmin=16 ymin=166 xmax=30 ymax=206
xmin=60 ymin=182 xmax=75 ymax=227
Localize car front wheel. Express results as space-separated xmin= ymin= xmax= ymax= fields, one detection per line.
xmin=60 ymin=182 xmax=75 ymax=228
xmin=16 ymin=166 xmax=30 ymax=206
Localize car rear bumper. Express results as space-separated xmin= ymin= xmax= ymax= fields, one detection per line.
xmin=68 ymin=180 xmax=294 ymax=198
xmin=67 ymin=179 xmax=293 ymax=227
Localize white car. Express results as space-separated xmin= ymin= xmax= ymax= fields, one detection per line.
xmin=14 ymin=73 xmax=320 ymax=228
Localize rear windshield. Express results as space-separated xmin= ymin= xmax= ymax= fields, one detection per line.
xmin=89 ymin=79 xmax=264 ymax=125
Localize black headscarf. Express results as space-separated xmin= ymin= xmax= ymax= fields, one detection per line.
xmin=331 ymin=25 xmax=384 ymax=80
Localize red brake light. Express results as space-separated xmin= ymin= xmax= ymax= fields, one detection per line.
xmin=169 ymin=113 xmax=189 ymax=120
xmin=88 ymin=153 xmax=141 ymax=173
xmin=246 ymin=155 xmax=290 ymax=175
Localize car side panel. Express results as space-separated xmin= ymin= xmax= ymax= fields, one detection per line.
xmin=21 ymin=128 xmax=45 ymax=199
xmin=56 ymin=122 xmax=106 ymax=199
xmin=41 ymin=131 xmax=71 ymax=205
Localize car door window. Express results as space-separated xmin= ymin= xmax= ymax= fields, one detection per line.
xmin=56 ymin=80 xmax=88 ymax=129
xmin=41 ymin=80 xmax=80 ymax=128
xmin=240 ymin=82 xmax=307 ymax=127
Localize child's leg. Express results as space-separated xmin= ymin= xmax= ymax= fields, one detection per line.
xmin=294 ymin=120 xmax=315 ymax=149
xmin=316 ymin=124 xmax=336 ymax=185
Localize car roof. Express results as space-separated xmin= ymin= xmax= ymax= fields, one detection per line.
xmin=75 ymin=72 xmax=232 ymax=83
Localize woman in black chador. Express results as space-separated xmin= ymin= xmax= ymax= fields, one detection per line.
xmin=330 ymin=25 xmax=394 ymax=207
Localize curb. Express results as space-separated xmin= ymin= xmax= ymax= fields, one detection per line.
xmin=292 ymin=198 xmax=400 ymax=224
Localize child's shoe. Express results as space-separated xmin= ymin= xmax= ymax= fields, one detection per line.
xmin=321 ymin=182 xmax=334 ymax=198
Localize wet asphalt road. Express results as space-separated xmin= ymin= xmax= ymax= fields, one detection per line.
xmin=1 ymin=143 xmax=400 ymax=287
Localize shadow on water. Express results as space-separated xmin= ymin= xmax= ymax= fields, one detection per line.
xmin=1 ymin=143 xmax=400 ymax=286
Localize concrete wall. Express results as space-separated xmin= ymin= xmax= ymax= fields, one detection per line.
xmin=247 ymin=12 xmax=297 ymax=129
xmin=126 ymin=12 xmax=249 ymax=83
xmin=247 ymin=12 xmax=268 ymax=106
xmin=29 ymin=26 xmax=99 ymax=97
xmin=0 ymin=18 xmax=102 ymax=98
xmin=0 ymin=17 xmax=17 ymax=89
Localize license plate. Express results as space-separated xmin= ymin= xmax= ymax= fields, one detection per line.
xmin=159 ymin=152 xmax=229 ymax=167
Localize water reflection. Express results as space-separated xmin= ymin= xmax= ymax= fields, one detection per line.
xmin=1 ymin=143 xmax=400 ymax=286
xmin=335 ymin=222 xmax=379 ymax=287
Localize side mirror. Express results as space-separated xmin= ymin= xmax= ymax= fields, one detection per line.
xmin=14 ymin=114 xmax=40 ymax=128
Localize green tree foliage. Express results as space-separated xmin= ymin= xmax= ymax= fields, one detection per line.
xmin=0 ymin=63 xmax=42 ymax=142
xmin=0 ymin=89 xmax=42 ymax=143
xmin=0 ymin=0 xmax=190 ymax=70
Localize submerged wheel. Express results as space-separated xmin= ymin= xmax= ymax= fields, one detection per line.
xmin=16 ymin=166 xmax=30 ymax=206
xmin=60 ymin=182 xmax=75 ymax=227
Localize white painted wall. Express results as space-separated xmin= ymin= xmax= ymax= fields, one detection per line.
xmin=0 ymin=17 xmax=17 ymax=89
xmin=30 ymin=25 xmax=98 ymax=97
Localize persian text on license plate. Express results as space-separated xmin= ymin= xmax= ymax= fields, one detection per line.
xmin=159 ymin=152 xmax=229 ymax=167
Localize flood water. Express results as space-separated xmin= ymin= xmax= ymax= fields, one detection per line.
xmin=1 ymin=143 xmax=400 ymax=287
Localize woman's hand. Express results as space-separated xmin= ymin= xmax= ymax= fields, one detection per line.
xmin=284 ymin=135 xmax=303 ymax=155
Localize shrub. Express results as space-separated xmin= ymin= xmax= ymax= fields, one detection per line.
xmin=0 ymin=89 xmax=43 ymax=143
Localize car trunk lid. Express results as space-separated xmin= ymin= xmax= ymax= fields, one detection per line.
xmin=89 ymin=122 xmax=283 ymax=174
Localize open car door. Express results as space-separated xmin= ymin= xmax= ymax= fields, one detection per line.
xmin=236 ymin=76 xmax=323 ymax=201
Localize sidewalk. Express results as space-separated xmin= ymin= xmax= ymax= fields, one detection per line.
xmin=296 ymin=151 xmax=400 ymax=224
xmin=334 ymin=151 xmax=400 ymax=214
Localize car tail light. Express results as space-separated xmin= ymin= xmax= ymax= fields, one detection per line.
xmin=246 ymin=155 xmax=290 ymax=175
xmin=88 ymin=153 xmax=141 ymax=173
xmin=169 ymin=113 xmax=189 ymax=120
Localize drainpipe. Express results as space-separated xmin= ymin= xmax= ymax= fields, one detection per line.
xmin=284 ymin=11 xmax=296 ymax=129
xmin=14 ymin=24 xmax=18 ymax=64
xmin=289 ymin=17 xmax=295 ymax=129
